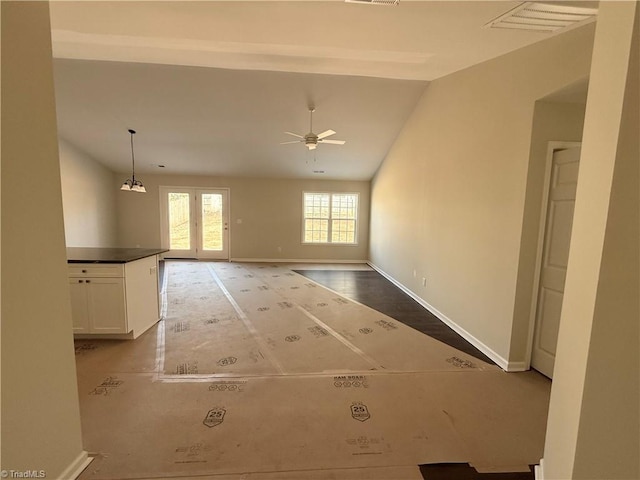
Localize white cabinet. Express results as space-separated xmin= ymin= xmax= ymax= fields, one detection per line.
xmin=69 ymin=278 xmax=90 ymax=332
xmin=68 ymin=255 xmax=160 ymax=339
xmin=69 ymin=277 xmax=127 ymax=334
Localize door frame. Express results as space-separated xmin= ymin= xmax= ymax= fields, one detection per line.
xmin=159 ymin=186 xmax=231 ymax=260
xmin=524 ymin=141 xmax=581 ymax=372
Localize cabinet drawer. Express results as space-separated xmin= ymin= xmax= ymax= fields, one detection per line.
xmin=68 ymin=263 xmax=124 ymax=278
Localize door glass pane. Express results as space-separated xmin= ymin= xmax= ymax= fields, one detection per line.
xmin=202 ymin=193 xmax=223 ymax=251
xmin=168 ymin=193 xmax=190 ymax=250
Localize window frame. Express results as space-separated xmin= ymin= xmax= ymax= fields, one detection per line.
xmin=302 ymin=191 xmax=359 ymax=246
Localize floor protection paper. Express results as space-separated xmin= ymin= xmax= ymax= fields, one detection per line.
xmin=76 ymin=369 xmax=549 ymax=479
xmin=75 ymin=261 xmax=550 ymax=480
xmin=161 ymin=261 xmax=496 ymax=377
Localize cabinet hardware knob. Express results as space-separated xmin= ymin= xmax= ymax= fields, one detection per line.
xmin=79 ymin=280 xmax=84 ymax=283
xmin=86 ymin=280 xmax=91 ymax=283
xmin=82 ymin=269 xmax=87 ymax=273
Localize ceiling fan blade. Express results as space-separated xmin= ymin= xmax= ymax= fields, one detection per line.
xmin=317 ymin=129 xmax=336 ymax=140
xmin=284 ymin=131 xmax=304 ymax=139
xmin=319 ymin=139 xmax=346 ymax=145
xmin=280 ymin=140 xmax=303 ymax=145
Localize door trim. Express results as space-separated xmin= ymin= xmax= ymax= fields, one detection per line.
xmin=524 ymin=141 xmax=581 ymax=372
xmin=158 ymin=186 xmax=231 ymax=261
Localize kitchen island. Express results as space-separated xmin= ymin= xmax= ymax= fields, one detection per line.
xmin=67 ymin=247 xmax=167 ymax=339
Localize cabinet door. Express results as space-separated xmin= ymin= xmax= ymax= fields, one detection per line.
xmin=69 ymin=279 xmax=90 ymax=333
xmin=87 ymin=278 xmax=128 ymax=334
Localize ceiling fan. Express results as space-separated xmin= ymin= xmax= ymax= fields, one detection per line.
xmin=280 ymin=107 xmax=346 ymax=150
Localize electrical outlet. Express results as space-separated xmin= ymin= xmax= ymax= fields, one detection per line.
xmin=422 ymin=277 xmax=427 ymax=287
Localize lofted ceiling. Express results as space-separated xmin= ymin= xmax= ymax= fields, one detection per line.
xmin=50 ymin=1 xmax=597 ymax=180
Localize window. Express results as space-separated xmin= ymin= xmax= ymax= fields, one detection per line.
xmin=303 ymin=192 xmax=358 ymax=244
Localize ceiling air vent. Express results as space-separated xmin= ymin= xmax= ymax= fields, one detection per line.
xmin=484 ymin=2 xmax=598 ymax=33
xmin=345 ymin=0 xmax=399 ymax=6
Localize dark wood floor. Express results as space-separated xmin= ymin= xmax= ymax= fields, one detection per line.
xmin=419 ymin=464 xmax=535 ymax=480
xmin=294 ymin=269 xmax=495 ymax=365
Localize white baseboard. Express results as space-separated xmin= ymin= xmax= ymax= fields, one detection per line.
xmin=506 ymin=361 xmax=528 ymax=372
xmin=230 ymin=258 xmax=369 ymax=264
xmin=57 ymin=451 xmax=93 ymax=480
xmin=535 ymin=459 xmax=545 ymax=480
xmin=367 ymin=262 xmax=514 ymax=371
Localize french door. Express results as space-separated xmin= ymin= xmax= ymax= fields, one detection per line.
xmin=159 ymin=187 xmax=229 ymax=260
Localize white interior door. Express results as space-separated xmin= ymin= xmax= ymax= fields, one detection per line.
xmin=160 ymin=187 xmax=229 ymax=260
xmin=531 ymin=146 xmax=581 ymax=378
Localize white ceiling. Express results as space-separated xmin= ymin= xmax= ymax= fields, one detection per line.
xmin=50 ymin=1 xmax=597 ymax=180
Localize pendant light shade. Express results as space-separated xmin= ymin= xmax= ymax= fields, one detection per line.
xmin=121 ymin=129 xmax=146 ymax=193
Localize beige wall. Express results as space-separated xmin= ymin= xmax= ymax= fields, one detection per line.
xmin=1 ymin=1 xmax=86 ymax=474
xmin=543 ymin=2 xmax=639 ymax=478
xmin=370 ymin=24 xmax=595 ymax=366
xmin=510 ymin=100 xmax=586 ymax=365
xmin=116 ymin=174 xmax=370 ymax=262
xmin=59 ymin=137 xmax=118 ymax=247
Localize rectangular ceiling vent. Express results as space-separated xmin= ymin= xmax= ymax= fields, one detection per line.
xmin=484 ymin=2 xmax=598 ymax=33
xmin=345 ymin=0 xmax=400 ymax=6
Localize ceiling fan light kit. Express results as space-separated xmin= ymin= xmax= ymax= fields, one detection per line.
xmin=120 ymin=129 xmax=146 ymax=193
xmin=281 ymin=107 xmax=346 ymax=151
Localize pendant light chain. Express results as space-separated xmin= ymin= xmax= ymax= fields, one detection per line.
xmin=130 ymin=129 xmax=136 ymax=183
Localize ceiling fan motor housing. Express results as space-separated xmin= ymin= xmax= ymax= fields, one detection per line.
xmin=305 ymin=134 xmax=318 ymax=148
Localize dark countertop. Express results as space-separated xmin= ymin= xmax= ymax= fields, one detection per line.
xmin=67 ymin=247 xmax=168 ymax=264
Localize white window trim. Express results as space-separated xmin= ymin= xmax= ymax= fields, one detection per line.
xmin=302 ymin=191 xmax=359 ymax=246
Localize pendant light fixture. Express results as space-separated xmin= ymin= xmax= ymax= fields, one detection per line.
xmin=120 ymin=129 xmax=146 ymax=193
